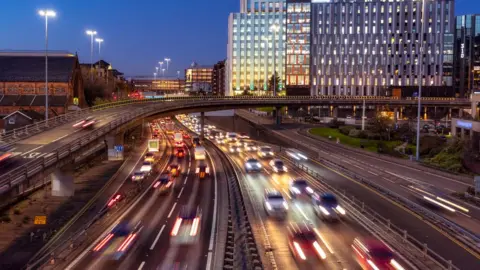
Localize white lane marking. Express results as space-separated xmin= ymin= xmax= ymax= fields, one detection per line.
xmin=352 ymin=164 xmax=363 ymax=170
xmin=264 ymin=168 xmax=271 ymax=175
xmin=167 ymin=202 xmax=177 ymax=218
xmin=443 ymin=187 xmax=457 ymax=193
xmin=382 ymin=177 xmax=396 ymax=184
xmin=51 ymin=133 xmax=70 ymax=143
xmin=149 ymin=225 xmax=166 ymax=250
xmin=177 ymin=187 xmax=184 ymax=199
xmin=313 ymin=228 xmax=334 ymax=254
xmin=20 ymin=145 xmax=44 ymax=156
xmin=138 ymin=261 xmax=146 ymax=270
xmin=205 ymin=150 xmax=219 ymax=270
xmin=342 ymin=160 xmax=351 ymax=164
xmin=282 ymin=188 xmax=292 ymax=199
xmin=184 ymin=176 xmax=188 ymax=185
xmin=367 ymin=171 xmax=379 ymax=176
xmin=295 ymin=204 xmax=310 ymax=221
xmin=457 ymin=211 xmax=472 ymax=218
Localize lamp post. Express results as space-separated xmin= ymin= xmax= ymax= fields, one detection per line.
xmin=38 ymin=9 xmax=56 ymax=121
xmin=95 ymin=38 xmax=103 ymax=57
xmin=162 ymin=68 xmax=166 ymax=78
xmin=86 ymin=30 xmax=97 ymax=81
xmin=177 ymin=70 xmax=180 ymax=79
xmin=262 ymin=36 xmax=269 ymax=93
xmin=416 ymin=0 xmax=427 ymax=161
xmin=165 ymin=58 xmax=171 ymax=72
xmin=153 ymin=72 xmax=157 ymax=89
xmin=159 ymin=61 xmax=164 ymax=77
xmin=155 ymin=67 xmax=159 ymax=80
xmin=270 ymin=24 xmax=280 ymax=96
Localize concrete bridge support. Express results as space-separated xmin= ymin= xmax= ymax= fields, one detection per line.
xmin=393 ymin=107 xmax=398 ymax=126
xmin=332 ymin=107 xmax=338 ymax=118
xmin=274 ymin=106 xmax=282 ymax=125
xmin=50 ymin=163 xmax=75 ymax=197
xmin=200 ymin=112 xmax=205 ymax=139
xmin=106 ymin=132 xmax=125 ymax=161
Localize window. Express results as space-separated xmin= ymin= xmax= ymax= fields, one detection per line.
xmin=8 ymin=118 xmax=15 ymax=125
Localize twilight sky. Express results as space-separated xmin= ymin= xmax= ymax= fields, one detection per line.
xmin=0 ymin=0 xmax=479 ymax=77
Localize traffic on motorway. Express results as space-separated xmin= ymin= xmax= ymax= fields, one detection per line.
xmin=178 ymin=114 xmax=413 ymax=270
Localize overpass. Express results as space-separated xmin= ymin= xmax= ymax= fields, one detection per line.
xmin=0 ymin=95 xmax=472 ymax=200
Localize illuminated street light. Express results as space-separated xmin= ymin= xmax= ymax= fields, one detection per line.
xmin=86 ymin=30 xmax=97 ymax=81
xmin=165 ymin=57 xmax=171 ymax=72
xmin=95 ymin=38 xmax=104 ymax=56
xmin=159 ymin=61 xmax=164 ymax=76
xmin=162 ymin=68 xmax=166 ymax=77
xmin=38 ymin=9 xmax=56 ymax=121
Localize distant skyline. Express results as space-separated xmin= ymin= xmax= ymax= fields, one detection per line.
xmin=0 ymin=0 xmax=479 ymax=77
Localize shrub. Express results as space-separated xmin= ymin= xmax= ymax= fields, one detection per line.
xmin=358 ymin=130 xmax=368 ymax=139
xmin=328 ymin=119 xmax=345 ymax=128
xmin=348 ymin=129 xmax=361 ymax=138
xmin=0 ymin=215 xmax=11 ymax=223
xmin=366 ymin=132 xmax=381 ymax=140
xmin=339 ymin=125 xmax=355 ymax=135
xmin=22 ymin=216 xmax=30 ymax=224
xmin=13 ymin=209 xmax=21 ymax=215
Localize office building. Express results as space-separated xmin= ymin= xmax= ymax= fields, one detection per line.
xmin=227 ymin=0 xmax=286 ymax=96
xmin=454 ymin=14 xmax=480 ymax=97
xmin=310 ymin=0 xmax=455 ymax=96
xmin=185 ymin=63 xmax=213 ymax=94
xmin=212 ymin=60 xmax=227 ymax=96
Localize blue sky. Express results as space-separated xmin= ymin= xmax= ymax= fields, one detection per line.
xmin=0 ymin=0 xmax=479 ymax=77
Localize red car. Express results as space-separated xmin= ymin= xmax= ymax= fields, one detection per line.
xmin=287 ymin=223 xmax=327 ymax=262
xmin=352 ymin=237 xmax=404 ymax=270
xmin=176 ymin=148 xmax=185 ymax=158
xmin=168 ymin=164 xmax=181 ymax=177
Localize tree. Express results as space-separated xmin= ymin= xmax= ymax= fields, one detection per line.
xmin=368 ymin=116 xmax=393 ymax=141
xmin=268 ymin=72 xmax=282 ymax=94
xmin=84 ymin=79 xmax=107 ymax=107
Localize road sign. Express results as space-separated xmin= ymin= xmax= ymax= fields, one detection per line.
xmin=34 ymin=215 xmax=47 ymax=225
xmin=474 ymin=176 xmax=480 ymax=194
xmin=114 ymin=145 xmax=124 ymax=152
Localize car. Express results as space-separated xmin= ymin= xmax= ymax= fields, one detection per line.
xmin=352 ymin=237 xmax=404 ymax=270
xmin=258 ymin=146 xmax=274 ymax=158
xmin=289 ymin=179 xmax=314 ymax=199
xmin=196 ymin=162 xmax=210 ymax=179
xmin=239 ymin=132 xmax=250 ymax=139
xmin=92 ymin=222 xmax=141 ymax=261
xmin=140 ymin=161 xmax=153 ymax=174
xmin=107 ymin=193 xmax=124 ymax=208
xmin=168 ymin=164 xmax=181 ymax=177
xmin=264 ymin=189 xmax=288 ymax=217
xmin=285 ymin=148 xmax=308 ymax=161
xmin=287 ymin=223 xmax=327 ymax=262
xmin=312 ymin=193 xmax=346 ymax=221
xmin=182 ymin=133 xmax=190 ymax=140
xmin=215 ymin=137 xmax=225 ymax=145
xmin=152 ymin=133 xmax=159 ymax=139
xmin=228 ymin=144 xmax=242 ymax=153
xmin=0 ymin=151 xmax=13 ymax=164
xmin=176 ymin=148 xmax=185 ymax=158
xmin=244 ymin=142 xmax=257 ymax=152
xmin=72 ymin=116 xmax=97 ymax=128
xmin=244 ymin=158 xmax=262 ymax=172
xmin=153 ymin=173 xmax=174 ymax=194
xmin=131 ymin=171 xmax=146 ymax=182
xmin=269 ymin=159 xmax=287 ymax=173
xmin=192 ymin=137 xmax=201 ymax=147
xmin=144 ymin=152 xmax=155 ymax=163
xmin=170 ymin=206 xmax=202 ymax=245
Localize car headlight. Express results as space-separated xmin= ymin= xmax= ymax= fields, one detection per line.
xmin=283 ymin=166 xmax=288 ymax=171
xmin=256 ymin=163 xmax=262 ymax=168
xmin=306 ymin=187 xmax=314 ymax=194
xmin=319 ymin=206 xmax=330 ymax=216
xmin=269 ymin=152 xmax=274 ymax=155
xmin=273 ymin=167 xmax=278 ymax=172
xmin=283 ymin=201 xmax=289 ymax=210
xmin=336 ymin=205 xmax=346 ymax=215
xmin=292 ymin=187 xmax=301 ymax=194
xmin=266 ymin=202 xmax=272 ymax=210
xmin=246 ymin=163 xmax=252 ymax=169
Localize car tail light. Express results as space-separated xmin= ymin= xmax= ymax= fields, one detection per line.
xmin=117 ymin=233 xmax=137 ymax=252
xmin=352 ymin=245 xmax=364 ymax=259
xmin=313 ymin=241 xmax=327 ymax=259
xmin=195 ymin=168 xmax=200 ymax=174
xmin=82 ymin=120 xmax=95 ymax=128
xmin=93 ymin=233 xmax=114 ymax=251
xmin=390 ymin=259 xmax=405 ymax=270
xmin=73 ymin=120 xmax=85 ymax=127
xmin=171 ymin=218 xmax=182 ymax=236
xmin=190 ymin=217 xmax=200 ymax=236
xmin=0 ymin=153 xmax=12 ymax=162
xmin=153 ymin=181 xmax=161 ymax=188
xmin=293 ymin=242 xmax=306 ymax=260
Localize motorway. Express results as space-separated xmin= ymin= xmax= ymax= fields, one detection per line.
xmin=208 ymin=113 xmax=480 ymax=270
xmin=65 ymin=120 xmax=222 ymax=270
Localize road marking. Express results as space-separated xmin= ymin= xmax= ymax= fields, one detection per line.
xmin=367 ymin=171 xmax=379 ymax=176
xmin=295 ymin=204 xmax=310 ymax=221
xmin=264 ymin=168 xmax=271 ymax=175
xmin=184 ymin=177 xmax=188 ymax=185
xmin=177 ymin=187 xmax=184 ymax=199
xmin=149 ymin=225 xmax=166 ymax=250
xmin=138 ymin=261 xmax=146 ymax=270
xmin=51 ymin=133 xmax=70 ymax=143
xmin=313 ymin=228 xmax=334 ymax=254
xmin=206 ymin=150 xmax=219 ymax=270
xmin=20 ymin=145 xmax=44 ymax=156
xmin=282 ymin=188 xmax=292 ymax=199
xmin=352 ymin=164 xmax=363 ymax=170
xmin=167 ymin=202 xmax=177 ymax=218
xmin=382 ymin=177 xmax=396 ymax=184
xmin=443 ymin=187 xmax=457 ymax=193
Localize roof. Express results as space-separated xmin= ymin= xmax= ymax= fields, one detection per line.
xmin=3 ymin=110 xmax=44 ymax=121
xmin=30 ymin=95 xmax=67 ymax=107
xmin=0 ymin=54 xmax=77 ymax=82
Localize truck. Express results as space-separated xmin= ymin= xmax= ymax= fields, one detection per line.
xmin=148 ymin=139 xmax=160 ymax=152
xmin=174 ymin=132 xmax=183 ymax=147
xmin=194 ymin=146 xmax=206 ymax=160
xmin=165 ymin=122 xmax=175 ymax=134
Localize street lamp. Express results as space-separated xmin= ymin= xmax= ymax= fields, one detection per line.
xmin=165 ymin=58 xmax=171 ymax=72
xmin=153 ymin=72 xmax=157 ymax=87
xmin=270 ymin=24 xmax=280 ymax=96
xmin=95 ymin=38 xmax=103 ymax=57
xmin=155 ymin=67 xmax=159 ymax=80
xmin=262 ymin=36 xmax=269 ymax=93
xmin=416 ymin=0 xmax=427 ymax=161
xmin=162 ymin=68 xmax=166 ymax=78
xmin=159 ymin=61 xmax=164 ymax=76
xmin=38 ymin=9 xmax=56 ymax=121
xmin=86 ymin=30 xmax=97 ymax=81
xmin=177 ymin=70 xmax=180 ymax=79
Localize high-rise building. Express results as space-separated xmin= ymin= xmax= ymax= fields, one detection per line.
xmin=212 ymin=60 xmax=227 ymax=96
xmin=227 ymin=0 xmax=287 ymax=96
xmin=285 ymin=0 xmax=311 ymax=96
xmin=454 ymin=14 xmax=480 ymax=97
xmin=185 ymin=63 xmax=213 ymax=94
xmin=310 ymin=0 xmax=455 ymax=96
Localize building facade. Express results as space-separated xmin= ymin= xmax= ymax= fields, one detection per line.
xmin=185 ymin=63 xmax=213 ymax=94
xmin=212 ymin=60 xmax=227 ymax=96
xmin=0 ymin=51 xmax=84 ymax=118
xmin=80 ymin=60 xmax=125 ymax=100
xmin=310 ymin=0 xmax=455 ymax=97
xmin=454 ymin=14 xmax=480 ymax=98
xmin=227 ymin=0 xmax=287 ymax=96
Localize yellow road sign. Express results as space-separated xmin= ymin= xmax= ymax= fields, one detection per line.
xmin=34 ymin=215 xmax=47 ymax=225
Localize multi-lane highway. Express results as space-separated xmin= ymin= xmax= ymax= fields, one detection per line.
xmin=65 ymin=119 xmax=223 ymax=270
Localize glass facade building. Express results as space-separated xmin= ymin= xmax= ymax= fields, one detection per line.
xmin=310 ymin=0 xmax=454 ymax=96
xmin=227 ymin=0 xmax=287 ymax=95
xmin=454 ymin=15 xmax=480 ymax=97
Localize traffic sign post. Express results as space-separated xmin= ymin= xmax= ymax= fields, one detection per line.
xmin=34 ymin=215 xmax=47 ymax=225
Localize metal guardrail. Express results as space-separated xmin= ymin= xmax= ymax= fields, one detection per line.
xmin=281 ymin=154 xmax=459 ymax=270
